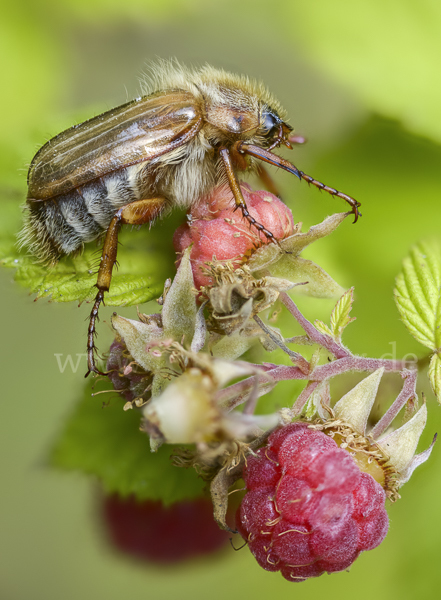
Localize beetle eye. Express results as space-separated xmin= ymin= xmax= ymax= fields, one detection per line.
xmin=261 ymin=111 xmax=280 ymax=139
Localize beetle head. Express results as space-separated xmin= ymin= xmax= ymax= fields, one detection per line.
xmin=259 ymin=106 xmax=293 ymax=149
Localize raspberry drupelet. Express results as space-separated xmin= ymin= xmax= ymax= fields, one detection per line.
xmin=173 ymin=183 xmax=295 ymax=289
xmin=236 ymin=423 xmax=389 ymax=582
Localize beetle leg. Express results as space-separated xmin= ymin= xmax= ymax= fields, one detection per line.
xmin=219 ymin=148 xmax=278 ymax=245
xmin=257 ymin=135 xmax=307 ymax=199
xmin=85 ymin=196 xmax=167 ymax=378
xmin=236 ymin=142 xmax=361 ymax=223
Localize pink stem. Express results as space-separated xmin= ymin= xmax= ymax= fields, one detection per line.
xmin=291 ymin=381 xmax=320 ymax=416
xmin=216 ymin=298 xmax=412 ymax=418
xmin=260 ymin=356 xmax=409 ymax=386
xmin=280 ymin=292 xmax=351 ymax=359
xmin=370 ymin=369 xmax=418 ymax=439
xmin=217 ymin=355 xmax=409 ymax=412
xmin=310 ymin=356 xmax=409 ymax=380
xmin=253 ymin=315 xmax=310 ymax=373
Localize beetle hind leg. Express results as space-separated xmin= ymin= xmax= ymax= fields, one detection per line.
xmin=86 ymin=290 xmax=106 ymax=377
xmin=85 ymin=196 xmax=167 ymax=378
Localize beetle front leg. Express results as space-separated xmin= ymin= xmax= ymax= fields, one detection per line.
xmin=219 ymin=148 xmax=278 ymax=245
xmin=85 ymin=196 xmax=167 ymax=377
xmin=257 ymin=135 xmax=307 ymax=198
xmin=237 ymin=142 xmax=361 ymax=223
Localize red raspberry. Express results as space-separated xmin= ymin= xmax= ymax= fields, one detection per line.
xmin=102 ymin=495 xmax=230 ymax=564
xmin=237 ymin=423 xmax=388 ymax=582
xmin=173 ymin=183 xmax=294 ymax=289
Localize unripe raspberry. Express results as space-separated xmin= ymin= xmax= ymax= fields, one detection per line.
xmin=173 ymin=183 xmax=294 ymax=289
xmin=237 ymin=424 xmax=388 ymax=582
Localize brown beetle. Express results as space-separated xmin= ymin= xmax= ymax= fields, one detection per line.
xmin=20 ymin=61 xmax=360 ymax=376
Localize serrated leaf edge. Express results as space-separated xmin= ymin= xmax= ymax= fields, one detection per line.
xmin=314 ymin=319 xmax=333 ymax=336
xmin=395 ymin=242 xmax=441 ymax=351
xmin=330 ymin=287 xmax=356 ymax=338
xmin=428 ymin=352 xmax=441 ymax=403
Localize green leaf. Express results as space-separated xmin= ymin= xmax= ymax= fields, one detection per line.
xmin=302 ymin=396 xmax=317 ymax=420
xmin=330 ymin=287 xmax=356 ymax=339
xmin=313 ymin=289 xmax=355 ymax=341
xmin=428 ymin=353 xmax=441 ymax=403
xmin=394 ymin=241 xmax=441 ymax=350
xmin=269 ymin=257 xmax=345 ymax=299
xmin=0 ymin=191 xmax=177 ymax=306
xmin=314 ymin=319 xmax=333 ymax=336
xmin=51 ymin=380 xmax=205 ymax=505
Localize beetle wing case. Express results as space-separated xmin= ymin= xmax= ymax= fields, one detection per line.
xmin=27 ymin=91 xmax=203 ymax=202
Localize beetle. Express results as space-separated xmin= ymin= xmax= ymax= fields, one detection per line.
xmin=20 ymin=61 xmax=360 ymax=376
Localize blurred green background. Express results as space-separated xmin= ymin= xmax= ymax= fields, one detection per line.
xmin=2 ymin=0 xmax=441 ymax=598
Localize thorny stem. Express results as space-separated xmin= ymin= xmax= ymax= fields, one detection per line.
xmin=253 ymin=314 xmax=310 ymax=374
xmin=217 ymin=352 xmax=412 ymax=417
xmin=242 ymin=375 xmax=261 ymax=415
xmin=290 ymin=381 xmax=320 ymax=416
xmin=309 ymin=357 xmax=410 ymax=379
xmin=214 ymin=295 xmax=415 ymax=428
xmin=256 ymin=356 xmax=410 ymax=385
xmin=280 ymin=292 xmax=351 ymax=359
